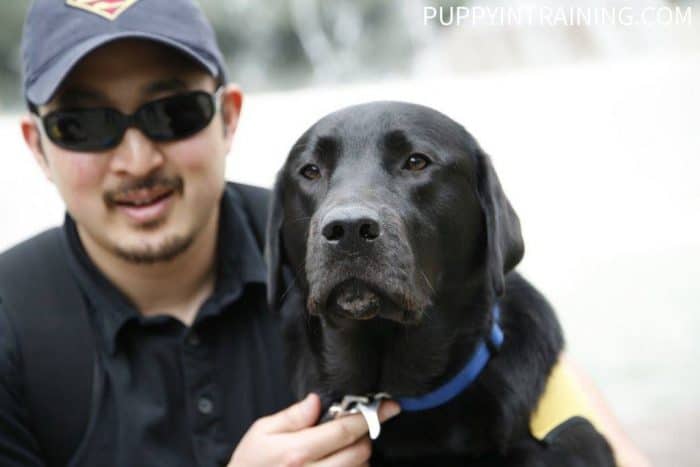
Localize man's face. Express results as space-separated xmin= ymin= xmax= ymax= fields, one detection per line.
xmin=24 ymin=40 xmax=240 ymax=263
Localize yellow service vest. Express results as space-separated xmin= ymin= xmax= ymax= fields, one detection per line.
xmin=529 ymin=358 xmax=604 ymax=440
xmin=528 ymin=357 xmax=625 ymax=466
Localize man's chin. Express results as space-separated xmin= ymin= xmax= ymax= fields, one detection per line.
xmin=111 ymin=234 xmax=194 ymax=264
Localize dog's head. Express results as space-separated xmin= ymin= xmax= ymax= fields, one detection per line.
xmin=267 ymin=102 xmax=523 ymax=327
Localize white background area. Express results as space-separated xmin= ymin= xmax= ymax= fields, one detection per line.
xmin=1 ymin=54 xmax=698 ymax=464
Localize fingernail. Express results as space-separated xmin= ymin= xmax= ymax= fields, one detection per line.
xmin=301 ymin=393 xmax=319 ymax=418
xmin=383 ymin=402 xmax=401 ymax=420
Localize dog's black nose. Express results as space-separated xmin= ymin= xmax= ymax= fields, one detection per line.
xmin=321 ymin=207 xmax=381 ymax=249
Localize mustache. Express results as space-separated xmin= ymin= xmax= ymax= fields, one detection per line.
xmin=103 ymin=174 xmax=184 ymax=206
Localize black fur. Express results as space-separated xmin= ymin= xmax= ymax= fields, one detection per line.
xmin=266 ymin=102 xmax=615 ymax=466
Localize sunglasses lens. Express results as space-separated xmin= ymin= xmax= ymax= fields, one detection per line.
xmin=43 ymin=109 xmax=124 ymax=151
xmin=41 ymin=91 xmax=217 ymax=152
xmin=140 ymin=92 xmax=215 ymax=141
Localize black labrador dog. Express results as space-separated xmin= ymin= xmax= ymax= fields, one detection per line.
xmin=266 ymin=101 xmax=615 ymax=466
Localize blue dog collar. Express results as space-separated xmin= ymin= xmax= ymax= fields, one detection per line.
xmin=396 ymin=304 xmax=504 ymax=412
xmin=324 ymin=304 xmax=504 ymax=429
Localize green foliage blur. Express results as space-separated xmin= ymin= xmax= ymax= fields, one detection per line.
xmin=0 ymin=2 xmax=27 ymax=109
xmin=7 ymin=0 xmax=691 ymax=110
xmin=0 ymin=0 xmax=451 ymax=110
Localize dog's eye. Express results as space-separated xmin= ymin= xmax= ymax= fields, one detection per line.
xmin=300 ymin=164 xmax=321 ymax=180
xmin=403 ymin=153 xmax=431 ymax=171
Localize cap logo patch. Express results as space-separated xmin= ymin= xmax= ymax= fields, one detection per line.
xmin=66 ymin=0 xmax=140 ymax=21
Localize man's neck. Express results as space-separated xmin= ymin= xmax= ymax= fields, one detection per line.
xmin=77 ymin=209 xmax=220 ymax=326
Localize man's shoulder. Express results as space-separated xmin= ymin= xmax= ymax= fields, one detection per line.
xmin=227 ymin=181 xmax=270 ymax=209
xmin=228 ymin=181 xmax=270 ymax=192
xmin=0 ymin=227 xmax=66 ymax=389
xmin=0 ymin=227 xmax=63 ymax=274
xmin=0 ymin=227 xmax=74 ymax=327
xmin=226 ymin=182 xmax=270 ymax=249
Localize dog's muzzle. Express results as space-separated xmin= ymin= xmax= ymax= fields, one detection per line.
xmin=306 ymin=203 xmax=431 ymax=321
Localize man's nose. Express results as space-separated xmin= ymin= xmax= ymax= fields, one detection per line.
xmin=109 ymin=128 xmax=164 ymax=175
xmin=320 ymin=206 xmax=381 ymax=252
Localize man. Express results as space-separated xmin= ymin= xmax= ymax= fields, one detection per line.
xmin=0 ymin=1 xmax=398 ymax=466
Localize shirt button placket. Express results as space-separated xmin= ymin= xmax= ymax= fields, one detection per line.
xmin=197 ymin=396 xmax=214 ymax=416
xmin=186 ymin=331 xmax=201 ymax=348
xmin=182 ymin=325 xmax=222 ymax=466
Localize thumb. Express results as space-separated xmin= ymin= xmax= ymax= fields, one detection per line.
xmin=263 ymin=393 xmax=321 ymax=434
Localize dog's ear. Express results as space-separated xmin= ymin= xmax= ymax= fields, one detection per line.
xmin=474 ymin=149 xmax=524 ymax=297
xmin=265 ymin=171 xmax=286 ymax=312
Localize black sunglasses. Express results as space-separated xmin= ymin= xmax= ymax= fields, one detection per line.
xmin=38 ymin=89 xmax=222 ymax=152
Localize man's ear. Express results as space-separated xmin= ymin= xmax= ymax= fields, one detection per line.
xmin=265 ymin=171 xmax=287 ymax=312
xmin=21 ymin=115 xmax=53 ymax=182
xmin=221 ymin=83 xmax=243 ymax=147
xmin=474 ymin=148 xmax=524 ymax=297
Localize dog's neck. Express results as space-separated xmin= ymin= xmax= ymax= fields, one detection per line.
xmin=314 ymin=287 xmax=496 ymax=402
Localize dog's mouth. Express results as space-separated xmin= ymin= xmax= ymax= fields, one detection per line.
xmin=322 ymin=278 xmax=415 ymax=323
xmin=327 ymin=279 xmax=381 ymax=319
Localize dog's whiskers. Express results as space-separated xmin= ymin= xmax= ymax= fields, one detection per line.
xmin=276 ymin=259 xmax=306 ymax=306
xmin=420 ymin=270 xmax=435 ymax=295
xmin=279 ymin=275 xmax=298 ymax=303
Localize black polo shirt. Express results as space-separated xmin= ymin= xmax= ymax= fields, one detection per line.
xmin=0 ymin=184 xmax=294 ymax=467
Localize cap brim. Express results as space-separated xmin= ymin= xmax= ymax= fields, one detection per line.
xmin=26 ymin=32 xmax=220 ymax=105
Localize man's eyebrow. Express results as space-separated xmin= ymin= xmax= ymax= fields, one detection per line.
xmin=55 ymin=87 xmax=105 ymax=107
xmin=142 ymin=79 xmax=189 ymax=96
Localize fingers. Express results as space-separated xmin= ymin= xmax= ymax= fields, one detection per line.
xmin=377 ymin=400 xmax=401 ymax=423
xmin=257 ymin=393 xmax=321 ymax=433
xmin=288 ymin=400 xmax=401 ymax=461
xmin=306 ymin=437 xmax=372 ymax=467
xmin=247 ymin=396 xmax=401 ymax=466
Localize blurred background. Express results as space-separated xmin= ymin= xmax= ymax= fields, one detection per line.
xmin=0 ymin=0 xmax=698 ymax=465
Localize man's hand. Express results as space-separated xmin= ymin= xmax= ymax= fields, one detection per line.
xmin=228 ymin=393 xmax=401 ymax=467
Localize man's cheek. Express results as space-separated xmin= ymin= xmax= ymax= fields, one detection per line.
xmin=53 ymin=155 xmax=107 ymax=192
xmin=170 ymin=132 xmax=222 ymax=168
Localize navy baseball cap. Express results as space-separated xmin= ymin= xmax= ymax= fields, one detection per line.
xmin=22 ymin=0 xmax=228 ymax=106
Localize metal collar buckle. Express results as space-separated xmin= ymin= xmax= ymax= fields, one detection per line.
xmin=326 ymin=393 xmax=392 ymax=439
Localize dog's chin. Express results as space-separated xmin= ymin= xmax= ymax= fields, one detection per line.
xmin=326 ymin=279 xmax=381 ymax=319
xmin=319 ymin=278 xmax=421 ymax=324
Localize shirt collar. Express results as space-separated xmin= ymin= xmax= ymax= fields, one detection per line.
xmin=63 ymin=182 xmax=267 ymax=355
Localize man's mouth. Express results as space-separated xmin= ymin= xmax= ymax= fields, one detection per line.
xmin=108 ymin=184 xmax=179 ymax=225
xmin=112 ymin=186 xmax=174 ymax=207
